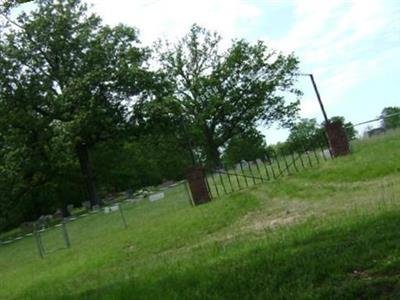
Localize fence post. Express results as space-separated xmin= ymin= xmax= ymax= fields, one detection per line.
xmin=118 ymin=203 xmax=128 ymax=229
xmin=184 ymin=180 xmax=196 ymax=205
xmin=61 ymin=221 xmax=71 ymax=248
xmin=224 ymin=164 xmax=234 ymax=192
xmin=33 ymin=224 xmax=44 ymax=258
xmin=325 ymin=120 xmax=350 ymax=157
xmin=211 ymin=172 xmax=220 ymax=198
xmin=185 ymin=165 xmax=211 ymax=205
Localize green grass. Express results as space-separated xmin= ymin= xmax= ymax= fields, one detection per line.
xmin=1 ymin=130 xmax=400 ymax=300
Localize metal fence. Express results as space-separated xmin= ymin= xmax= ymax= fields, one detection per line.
xmin=206 ymin=139 xmax=331 ymax=199
xmin=0 ymin=180 xmax=192 ymax=258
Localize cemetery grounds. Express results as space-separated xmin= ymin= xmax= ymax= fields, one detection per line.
xmin=0 ymin=129 xmax=400 ymax=299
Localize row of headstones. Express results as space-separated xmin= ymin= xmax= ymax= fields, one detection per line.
xmin=1 ymin=188 xmax=172 ymax=246
xmin=1 ymin=181 xmax=184 ymax=246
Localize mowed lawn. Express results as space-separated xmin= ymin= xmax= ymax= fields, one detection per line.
xmin=1 ymin=130 xmax=400 ymax=300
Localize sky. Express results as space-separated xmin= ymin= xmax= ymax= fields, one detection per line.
xmin=10 ymin=0 xmax=400 ymax=143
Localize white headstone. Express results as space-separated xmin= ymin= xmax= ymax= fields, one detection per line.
xmin=322 ymin=149 xmax=332 ymax=158
xmin=110 ymin=205 xmax=119 ymax=212
xmin=149 ymin=192 xmax=165 ymax=202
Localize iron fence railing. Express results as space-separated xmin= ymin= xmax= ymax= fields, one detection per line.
xmin=205 ymin=139 xmax=330 ymax=199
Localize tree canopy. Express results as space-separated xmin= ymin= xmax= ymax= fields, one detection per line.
xmin=382 ymin=107 xmax=400 ymax=130
xmin=222 ymin=127 xmax=271 ymax=166
xmin=0 ymin=2 xmax=344 ymax=233
xmin=147 ymin=24 xmax=301 ymax=168
xmin=0 ymin=0 xmax=158 ymax=230
xmin=284 ymin=116 xmax=357 ymax=154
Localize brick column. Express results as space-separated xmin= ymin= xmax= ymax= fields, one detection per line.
xmin=185 ymin=165 xmax=211 ymax=205
xmin=325 ymin=120 xmax=350 ymax=157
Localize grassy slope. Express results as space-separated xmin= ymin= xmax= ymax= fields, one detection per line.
xmin=1 ymin=130 xmax=400 ymax=300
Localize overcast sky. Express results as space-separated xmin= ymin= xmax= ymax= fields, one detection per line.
xmin=12 ymin=0 xmax=400 ymax=143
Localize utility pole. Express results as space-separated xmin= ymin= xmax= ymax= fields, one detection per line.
xmin=309 ymin=74 xmax=329 ymax=124
xmin=298 ymin=73 xmax=329 ymax=124
xmin=298 ymin=72 xmax=350 ymax=157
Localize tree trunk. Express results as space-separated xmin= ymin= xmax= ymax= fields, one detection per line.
xmin=205 ymin=137 xmax=221 ymax=169
xmin=76 ymin=142 xmax=100 ymax=207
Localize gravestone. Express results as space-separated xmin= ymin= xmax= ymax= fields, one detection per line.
xmin=111 ymin=205 xmax=119 ymax=212
xmin=125 ymin=189 xmax=133 ymax=199
xmin=67 ymin=204 xmax=74 ymax=214
xmin=321 ymin=149 xmax=332 ymax=158
xmin=82 ymin=201 xmax=91 ymax=211
xmin=92 ymin=204 xmax=100 ymax=211
xmin=240 ymin=160 xmax=249 ymax=169
xmin=149 ymin=192 xmax=165 ymax=202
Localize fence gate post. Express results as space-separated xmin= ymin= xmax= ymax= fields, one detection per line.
xmin=185 ymin=165 xmax=211 ymax=205
xmin=33 ymin=224 xmax=44 ymax=258
xmin=325 ymin=120 xmax=350 ymax=157
xmin=61 ymin=221 xmax=71 ymax=248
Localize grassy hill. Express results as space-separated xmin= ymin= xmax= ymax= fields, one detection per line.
xmin=1 ymin=130 xmax=400 ymax=300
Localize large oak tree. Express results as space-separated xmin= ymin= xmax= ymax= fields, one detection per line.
xmin=152 ymin=24 xmax=301 ymax=168
xmin=0 ymin=0 xmax=151 ymax=207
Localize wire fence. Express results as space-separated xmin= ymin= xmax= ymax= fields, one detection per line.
xmin=0 ymin=180 xmax=192 ymax=258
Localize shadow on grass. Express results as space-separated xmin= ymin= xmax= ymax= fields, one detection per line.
xmin=36 ymin=212 xmax=400 ymax=300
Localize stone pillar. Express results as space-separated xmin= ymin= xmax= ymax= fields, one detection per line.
xmin=185 ymin=165 xmax=211 ymax=205
xmin=325 ymin=120 xmax=350 ymax=157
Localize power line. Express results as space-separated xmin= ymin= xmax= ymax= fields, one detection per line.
xmin=351 ymin=112 xmax=400 ymax=128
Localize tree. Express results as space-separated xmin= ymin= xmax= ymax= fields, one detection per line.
xmin=91 ymin=133 xmax=191 ymax=193
xmin=0 ymin=0 xmax=34 ymax=15
xmin=223 ymin=128 xmax=270 ymax=166
xmin=152 ymin=24 xmax=301 ymax=168
xmin=0 ymin=0 xmax=151 ymax=207
xmin=286 ymin=118 xmax=324 ymax=153
xmin=382 ymin=107 xmax=400 ymax=130
xmin=286 ymin=116 xmax=357 ymax=154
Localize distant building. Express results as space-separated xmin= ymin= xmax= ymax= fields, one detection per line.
xmin=367 ymin=127 xmax=385 ymax=137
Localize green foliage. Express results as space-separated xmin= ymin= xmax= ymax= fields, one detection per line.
xmin=286 ymin=118 xmax=325 ymax=153
xmin=91 ymin=134 xmax=191 ymax=194
xmin=0 ymin=0 xmax=33 ymax=15
xmin=151 ymin=24 xmax=301 ymax=167
xmin=222 ymin=127 xmax=271 ymax=166
xmin=382 ymin=106 xmax=400 ymax=130
xmin=283 ymin=116 xmax=357 ymax=154
xmin=0 ymin=3 xmax=303 ymax=230
xmin=0 ymin=0 xmax=152 ymax=227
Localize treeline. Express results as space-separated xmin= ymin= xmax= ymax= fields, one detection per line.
xmin=2 ymin=1 xmax=397 ymax=232
xmin=2 ymin=1 xmax=399 ymax=232
xmin=222 ymin=116 xmax=356 ymax=167
xmin=0 ymin=0 xmax=302 ymax=231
